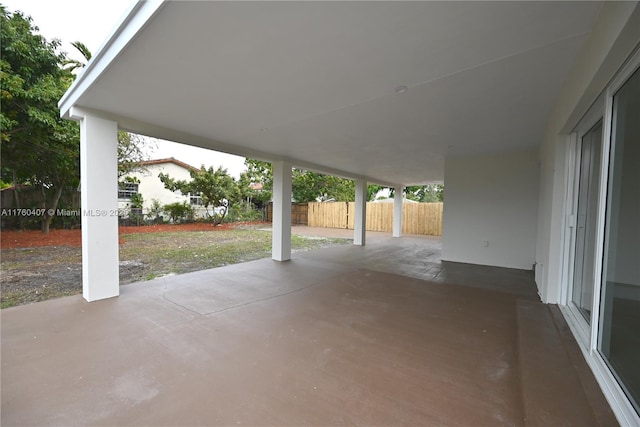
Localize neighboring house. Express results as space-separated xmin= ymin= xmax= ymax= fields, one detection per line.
xmin=118 ymin=157 xmax=206 ymax=217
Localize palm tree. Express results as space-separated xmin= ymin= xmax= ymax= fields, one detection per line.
xmin=64 ymin=41 xmax=154 ymax=179
xmin=63 ymin=41 xmax=92 ymax=72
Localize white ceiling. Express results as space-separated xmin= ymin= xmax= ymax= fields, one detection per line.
xmin=64 ymin=1 xmax=603 ymax=186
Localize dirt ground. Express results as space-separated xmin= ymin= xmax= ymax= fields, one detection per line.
xmin=0 ymin=221 xmax=259 ymax=249
xmin=0 ymin=223 xmax=352 ymax=308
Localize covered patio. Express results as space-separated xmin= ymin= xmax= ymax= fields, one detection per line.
xmin=56 ymin=1 xmax=608 ymax=302
xmin=1 ymin=234 xmax=615 ymax=425
xmin=4 ymin=0 xmax=639 ymax=423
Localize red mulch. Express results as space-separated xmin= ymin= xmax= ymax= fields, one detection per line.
xmin=0 ymin=222 xmax=268 ymax=249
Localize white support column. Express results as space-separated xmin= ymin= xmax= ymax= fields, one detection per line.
xmin=393 ymin=186 xmax=404 ymax=238
xmin=79 ymin=113 xmax=119 ymax=301
xmin=272 ymin=160 xmax=292 ymax=261
xmin=354 ymin=179 xmax=367 ymax=246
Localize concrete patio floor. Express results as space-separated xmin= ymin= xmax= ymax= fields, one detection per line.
xmin=1 ymin=232 xmax=617 ymax=426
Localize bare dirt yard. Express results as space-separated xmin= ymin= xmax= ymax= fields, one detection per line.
xmin=0 ymin=223 xmax=350 ymax=308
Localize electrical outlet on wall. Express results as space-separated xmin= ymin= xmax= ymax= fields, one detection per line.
xmin=482 ymin=240 xmax=489 ymax=247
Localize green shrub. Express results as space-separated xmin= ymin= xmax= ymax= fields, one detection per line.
xmin=130 ymin=193 xmax=144 ymax=209
xmin=147 ymin=199 xmax=165 ymax=223
xmin=163 ymin=202 xmax=194 ymax=223
xmin=225 ymin=204 xmax=263 ymax=223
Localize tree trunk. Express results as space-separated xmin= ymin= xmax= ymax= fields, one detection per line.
xmin=215 ymin=204 xmax=229 ymax=226
xmin=41 ymin=183 xmax=64 ymax=234
xmin=41 ymin=214 xmax=51 ymax=233
xmin=12 ymin=172 xmax=22 ymax=228
xmin=12 ymin=172 xmax=21 ymax=208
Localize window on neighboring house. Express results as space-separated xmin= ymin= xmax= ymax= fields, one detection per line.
xmin=190 ymin=193 xmax=204 ymax=206
xmin=118 ymin=183 xmax=139 ymax=199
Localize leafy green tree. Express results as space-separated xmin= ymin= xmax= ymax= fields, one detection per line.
xmin=67 ymin=39 xmax=152 ymax=179
xmin=159 ymin=166 xmax=240 ymax=225
xmin=292 ymin=170 xmax=353 ymax=202
xmin=1 ymin=7 xmax=79 ymax=233
xmin=239 ymin=159 xmax=272 ymax=207
xmin=367 ymin=184 xmax=385 ymax=201
xmin=242 ymin=158 xmax=383 ymax=203
xmin=117 ymin=132 xmax=151 ymax=178
xmin=0 ymin=11 xmax=152 ymax=234
xmin=391 ymin=184 xmax=444 ymax=202
xmin=410 ymin=184 xmax=444 ymax=202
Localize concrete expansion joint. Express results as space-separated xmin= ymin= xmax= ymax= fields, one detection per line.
xmin=161 ymin=277 xmax=327 ymax=317
xmin=161 ymin=278 xmax=202 ymax=317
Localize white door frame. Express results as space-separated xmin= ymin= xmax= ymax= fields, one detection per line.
xmin=559 ymin=48 xmax=640 ymax=426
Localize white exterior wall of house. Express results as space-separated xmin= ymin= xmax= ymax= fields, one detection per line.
xmin=535 ymin=2 xmax=640 ymax=305
xmin=442 ymin=148 xmax=539 ymax=271
xmin=533 ymin=4 xmax=640 ymax=423
xmin=441 ymin=2 xmax=639 ymax=301
xmin=118 ymin=160 xmax=205 ymax=217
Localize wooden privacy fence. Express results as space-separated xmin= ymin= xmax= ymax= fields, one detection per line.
xmin=309 ymin=201 xmax=443 ymax=236
xmin=266 ymin=201 xmax=443 ymax=235
xmin=265 ymin=203 xmax=309 ymax=225
xmin=307 ymin=201 xmax=349 ymax=229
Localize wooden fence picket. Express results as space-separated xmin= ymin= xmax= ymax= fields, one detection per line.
xmin=267 ymin=201 xmax=443 ymax=236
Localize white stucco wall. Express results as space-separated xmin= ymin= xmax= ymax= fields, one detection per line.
xmin=535 ymin=2 xmax=639 ymax=303
xmin=442 ymin=148 xmax=539 ymax=270
xmin=118 ymin=162 xmax=192 ymax=210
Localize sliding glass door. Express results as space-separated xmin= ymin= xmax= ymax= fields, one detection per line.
xmin=598 ymin=67 xmax=640 ymax=413
xmin=564 ymin=53 xmax=639 ymax=421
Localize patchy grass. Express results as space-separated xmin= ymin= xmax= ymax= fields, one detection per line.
xmin=1 ymin=227 xmax=350 ymax=308
xmin=118 ymin=229 xmax=346 ymax=279
xmin=1 ymin=287 xmax=79 ymax=309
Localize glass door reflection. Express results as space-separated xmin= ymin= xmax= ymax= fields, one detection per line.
xmin=572 ymin=121 xmax=602 ymax=323
xmin=599 ymin=68 xmax=640 ymax=414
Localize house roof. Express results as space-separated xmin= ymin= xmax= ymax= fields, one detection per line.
xmin=139 ymin=157 xmax=198 ymax=172
xmin=59 ymin=1 xmax=604 ymax=186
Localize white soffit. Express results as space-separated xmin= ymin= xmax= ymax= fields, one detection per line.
xmin=61 ymin=1 xmax=603 ymax=185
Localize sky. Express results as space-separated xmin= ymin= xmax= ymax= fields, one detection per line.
xmin=2 ymin=0 xmax=247 ymax=178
